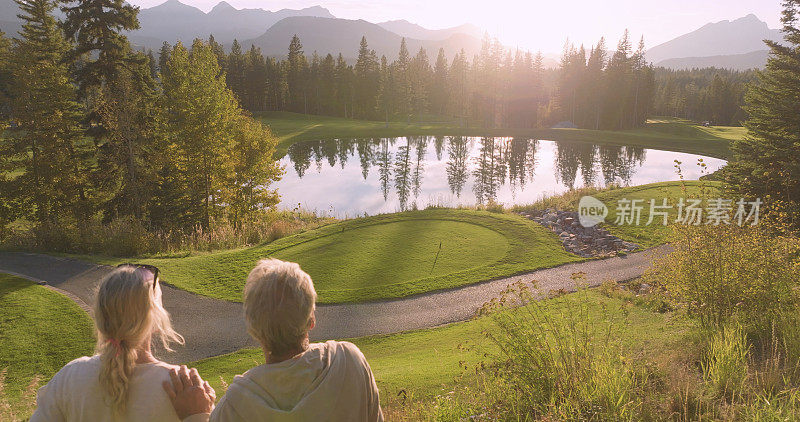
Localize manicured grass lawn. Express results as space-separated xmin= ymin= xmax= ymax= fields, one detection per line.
xmin=260 ymin=112 xmax=740 ymax=159
xmin=0 ymin=274 xmax=94 ymax=417
xmin=190 ymin=290 xmax=693 ymax=406
xmin=88 ymin=209 xmax=580 ymax=303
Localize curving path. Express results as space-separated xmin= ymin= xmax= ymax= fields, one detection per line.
xmin=0 ymin=247 xmax=669 ymax=363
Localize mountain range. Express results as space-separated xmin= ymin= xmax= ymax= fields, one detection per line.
xmin=0 ymin=0 xmax=784 ymax=70
xmin=646 ymin=14 xmax=781 ymax=70
xmin=243 ymin=16 xmax=482 ymax=61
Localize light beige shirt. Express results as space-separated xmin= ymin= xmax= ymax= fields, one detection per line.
xmin=30 ymin=355 xmax=209 ymax=422
xmin=210 ymin=340 xmax=383 ymax=422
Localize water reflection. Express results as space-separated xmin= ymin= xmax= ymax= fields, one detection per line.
xmin=280 ymin=137 xmax=725 ymax=216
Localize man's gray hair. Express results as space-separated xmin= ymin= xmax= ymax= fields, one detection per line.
xmin=243 ymin=259 xmax=317 ymax=357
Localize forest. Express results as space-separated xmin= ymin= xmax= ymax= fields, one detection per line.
xmin=172 ymin=33 xmax=756 ymax=130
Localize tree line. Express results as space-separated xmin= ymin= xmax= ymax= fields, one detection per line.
xmin=165 ymin=30 xmax=657 ymax=130
xmin=653 ymin=68 xmax=758 ymax=126
xmin=0 ymin=0 xmax=281 ymax=247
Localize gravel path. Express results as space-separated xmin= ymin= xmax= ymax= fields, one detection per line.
xmin=0 ymin=247 xmax=668 ymax=362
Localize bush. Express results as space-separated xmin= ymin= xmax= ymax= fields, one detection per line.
xmin=645 ymin=224 xmax=800 ymax=333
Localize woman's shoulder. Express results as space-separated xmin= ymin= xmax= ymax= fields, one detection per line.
xmin=55 ymin=355 xmax=100 ymax=377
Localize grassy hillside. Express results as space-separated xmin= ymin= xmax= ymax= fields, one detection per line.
xmin=260 ymin=112 xmax=741 ymax=159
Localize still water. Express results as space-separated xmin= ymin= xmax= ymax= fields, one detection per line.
xmin=276 ymin=137 xmax=726 ymax=216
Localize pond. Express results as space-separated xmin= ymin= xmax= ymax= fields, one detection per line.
xmin=276 ymin=137 xmax=726 ymax=216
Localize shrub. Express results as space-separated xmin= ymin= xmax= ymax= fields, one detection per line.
xmin=644 ymin=224 xmax=800 ymax=333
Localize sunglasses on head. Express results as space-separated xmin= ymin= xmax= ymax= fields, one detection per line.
xmin=117 ymin=263 xmax=160 ymax=290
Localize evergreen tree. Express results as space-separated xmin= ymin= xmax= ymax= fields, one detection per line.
xmin=1 ymin=0 xmax=91 ymax=230
xmin=0 ymin=31 xmax=12 ymax=123
xmin=409 ymin=47 xmax=431 ymax=118
xmin=226 ymin=39 xmax=246 ymax=105
xmin=334 ymin=53 xmax=351 ymax=117
xmin=286 ymin=34 xmax=309 ymax=113
xmin=431 ymin=48 xmax=448 ymax=115
xmin=158 ymin=41 xmax=170 ymax=76
xmin=318 ymin=53 xmax=336 ymax=115
xmin=725 ymin=0 xmax=800 ymax=230
xmin=208 ymin=34 xmax=227 ymax=73
xmin=146 ymin=49 xmax=157 ymax=79
xmin=244 ymin=45 xmax=268 ymax=112
xmin=395 ymin=38 xmax=411 ymax=118
xmin=448 ymin=49 xmax=469 ymax=120
xmin=60 ymin=0 xmax=140 ymax=95
xmin=354 ymin=36 xmax=379 ymax=118
xmin=94 ymin=55 xmax=161 ymax=220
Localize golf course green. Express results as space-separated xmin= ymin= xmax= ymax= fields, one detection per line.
xmin=115 ymin=209 xmax=579 ymax=303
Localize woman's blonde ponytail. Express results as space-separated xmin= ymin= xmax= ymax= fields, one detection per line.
xmin=93 ymin=266 xmax=184 ymax=414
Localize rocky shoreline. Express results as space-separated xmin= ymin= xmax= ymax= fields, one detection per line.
xmin=518 ymin=209 xmax=641 ymax=258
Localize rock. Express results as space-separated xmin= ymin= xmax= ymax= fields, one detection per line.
xmin=638 ymin=283 xmax=651 ymax=294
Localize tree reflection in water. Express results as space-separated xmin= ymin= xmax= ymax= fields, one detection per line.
xmin=285 ymin=136 xmax=647 ymax=211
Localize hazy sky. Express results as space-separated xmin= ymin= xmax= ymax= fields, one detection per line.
xmin=127 ymin=0 xmax=783 ymax=55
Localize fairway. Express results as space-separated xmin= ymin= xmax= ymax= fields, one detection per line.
xmin=0 ymin=274 xmax=94 ymax=417
xmin=260 ymin=112 xmax=740 ymax=159
xmin=125 ymin=209 xmax=579 ymax=303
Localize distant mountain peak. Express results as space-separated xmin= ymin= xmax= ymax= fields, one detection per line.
xmin=209 ymin=1 xmax=236 ymax=13
xmin=646 ymin=14 xmax=781 ymax=64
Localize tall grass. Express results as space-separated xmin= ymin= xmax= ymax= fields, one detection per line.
xmin=476 ymin=281 xmax=643 ymax=420
xmin=0 ymin=209 xmax=333 ymax=257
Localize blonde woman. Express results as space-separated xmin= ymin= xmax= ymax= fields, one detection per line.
xmin=30 ymin=264 xmax=216 ymax=422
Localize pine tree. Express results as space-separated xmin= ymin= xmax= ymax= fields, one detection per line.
xmin=409 ymin=47 xmax=431 ymax=118
xmin=226 ymin=39 xmax=246 ymax=105
xmin=94 ymin=55 xmax=161 ymax=220
xmin=60 ymin=0 xmax=140 ymax=95
xmin=334 ymin=53 xmax=351 ymax=117
xmin=245 ymin=45 xmax=268 ymax=112
xmin=395 ymin=38 xmax=411 ymax=118
xmin=1 ymin=0 xmax=91 ymax=230
xmin=0 ymin=31 xmax=12 ymax=123
xmin=431 ymin=48 xmax=448 ymax=116
xmin=208 ymin=34 xmax=227 ymax=73
xmin=158 ymin=41 xmax=170 ymax=76
xmin=286 ymin=34 xmax=309 ymax=113
xmin=319 ymin=53 xmax=336 ymax=115
xmin=725 ymin=0 xmax=800 ymax=230
xmin=354 ymin=36 xmax=379 ymax=118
